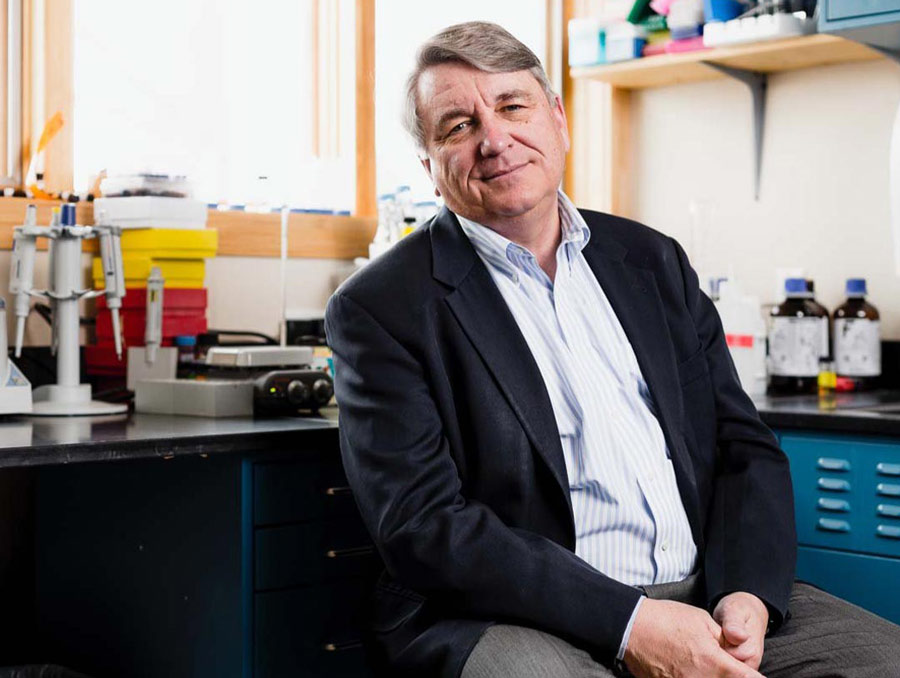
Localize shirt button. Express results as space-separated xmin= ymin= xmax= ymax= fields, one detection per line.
xmin=660 ymin=541 xmax=669 ymax=552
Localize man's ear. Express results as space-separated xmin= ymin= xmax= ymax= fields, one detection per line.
xmin=552 ymin=95 xmax=571 ymax=153
xmin=421 ymin=157 xmax=441 ymax=197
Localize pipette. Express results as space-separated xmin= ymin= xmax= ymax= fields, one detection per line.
xmin=96 ymin=213 xmax=126 ymax=359
xmin=1 ymin=298 xmax=8 ymax=384
xmin=145 ymin=266 xmax=164 ymax=365
xmin=48 ymin=207 xmax=60 ymax=356
xmin=8 ymin=205 xmax=37 ymax=357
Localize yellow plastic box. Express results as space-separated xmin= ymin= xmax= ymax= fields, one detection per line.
xmin=92 ymin=256 xmax=206 ymax=289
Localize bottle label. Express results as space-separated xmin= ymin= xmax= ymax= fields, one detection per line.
xmin=834 ymin=318 xmax=880 ymax=377
xmin=768 ymin=317 xmax=826 ymax=377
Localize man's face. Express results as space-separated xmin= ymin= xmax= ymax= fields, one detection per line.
xmin=417 ymin=63 xmax=569 ymax=227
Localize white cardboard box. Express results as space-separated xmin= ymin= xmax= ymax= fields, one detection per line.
xmin=135 ymin=378 xmax=254 ymax=417
xmin=94 ymin=197 xmax=209 ymax=230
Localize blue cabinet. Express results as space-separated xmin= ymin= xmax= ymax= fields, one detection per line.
xmin=34 ymin=446 xmax=378 ymax=678
xmin=777 ymin=430 xmax=900 ymax=623
xmin=823 ymin=0 xmax=900 ymax=23
xmin=819 ymin=0 xmax=900 ymax=50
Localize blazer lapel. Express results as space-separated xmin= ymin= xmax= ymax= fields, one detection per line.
xmin=430 ymin=209 xmax=573 ymax=521
xmin=580 ymin=215 xmax=702 ymax=538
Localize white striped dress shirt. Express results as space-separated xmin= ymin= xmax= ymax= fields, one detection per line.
xmin=457 ymin=193 xmax=697 ymax=655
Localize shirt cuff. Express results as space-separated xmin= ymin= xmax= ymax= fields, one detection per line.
xmin=616 ymin=595 xmax=646 ymax=661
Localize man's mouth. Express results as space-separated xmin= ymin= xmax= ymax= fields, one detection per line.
xmin=480 ymin=163 xmax=528 ymax=182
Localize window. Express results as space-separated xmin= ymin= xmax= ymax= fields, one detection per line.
xmin=72 ymin=0 xmax=356 ymax=212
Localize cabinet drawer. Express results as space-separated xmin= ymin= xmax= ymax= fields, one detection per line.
xmin=254 ymin=458 xmax=358 ymax=526
xmin=255 ymin=517 xmax=378 ymax=590
xmin=858 ymin=454 xmax=900 ymax=559
xmin=826 ymin=0 xmax=900 ymax=21
xmin=254 ymin=580 xmax=373 ymax=678
xmin=783 ymin=434 xmax=900 ymax=558
xmin=781 ymin=435 xmax=861 ymax=552
xmin=798 ymin=545 xmax=900 ymax=624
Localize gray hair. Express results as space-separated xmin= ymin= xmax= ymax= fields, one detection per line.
xmin=403 ymin=21 xmax=556 ymax=151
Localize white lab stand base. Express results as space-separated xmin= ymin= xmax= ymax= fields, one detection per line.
xmin=126 ymin=347 xmax=178 ymax=391
xmin=1 ymin=361 xmax=33 ymax=414
xmin=30 ymin=384 xmax=128 ymax=417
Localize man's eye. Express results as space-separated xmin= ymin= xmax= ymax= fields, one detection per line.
xmin=503 ymin=104 xmax=524 ymax=112
xmin=448 ymin=121 xmax=470 ymax=135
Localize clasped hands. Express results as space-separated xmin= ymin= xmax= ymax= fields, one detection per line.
xmin=623 ymin=591 xmax=769 ymax=678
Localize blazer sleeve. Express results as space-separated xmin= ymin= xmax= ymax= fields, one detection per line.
xmin=669 ymin=238 xmax=797 ymax=630
xmin=325 ymin=290 xmax=643 ymax=662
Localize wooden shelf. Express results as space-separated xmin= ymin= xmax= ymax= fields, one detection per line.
xmin=208 ymin=209 xmax=375 ymax=259
xmin=0 ymin=198 xmax=375 ymax=259
xmin=570 ymin=34 xmax=882 ymax=89
xmin=0 ymin=199 xmax=93 ymax=251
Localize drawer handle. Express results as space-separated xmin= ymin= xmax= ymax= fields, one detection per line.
xmin=818 ymin=478 xmax=851 ymax=492
xmin=878 ymin=504 xmax=900 ymax=518
xmin=326 ymin=545 xmax=375 ymax=559
xmin=877 ymin=463 xmax=900 ymax=477
xmin=817 ymin=457 xmax=851 ymax=472
xmin=817 ymin=518 xmax=851 ymax=533
xmin=817 ymin=498 xmax=851 ymax=513
xmin=323 ymin=640 xmax=364 ymax=652
xmin=877 ymin=525 xmax=900 ymax=540
xmin=325 ymin=486 xmax=352 ymax=496
xmin=877 ymin=483 xmax=900 ymax=498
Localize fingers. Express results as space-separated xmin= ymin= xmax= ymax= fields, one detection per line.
xmin=625 ymin=598 xmax=767 ymax=678
xmin=721 ymin=650 xmax=767 ymax=678
xmin=715 ymin=593 xmax=768 ymax=645
xmin=721 ymin=620 xmax=751 ymax=646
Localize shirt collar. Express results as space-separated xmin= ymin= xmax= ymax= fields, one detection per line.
xmin=456 ymin=190 xmax=589 ymax=280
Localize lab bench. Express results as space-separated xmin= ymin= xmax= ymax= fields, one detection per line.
xmin=6 ymin=395 xmax=900 ymax=677
xmin=757 ymin=391 xmax=900 ymax=625
xmin=0 ymin=410 xmax=378 ymax=678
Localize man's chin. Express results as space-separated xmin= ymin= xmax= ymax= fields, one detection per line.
xmin=482 ymin=193 xmax=550 ymax=220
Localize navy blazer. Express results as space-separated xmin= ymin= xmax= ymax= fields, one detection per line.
xmin=325 ymin=207 xmax=796 ymax=678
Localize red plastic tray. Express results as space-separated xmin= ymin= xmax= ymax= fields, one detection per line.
xmin=96 ymin=287 xmax=207 ymax=311
xmin=95 ymin=310 xmax=207 ymax=343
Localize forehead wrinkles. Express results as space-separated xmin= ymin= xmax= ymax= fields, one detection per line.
xmin=421 ymin=77 xmax=479 ymax=127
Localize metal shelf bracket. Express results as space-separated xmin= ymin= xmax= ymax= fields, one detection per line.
xmin=701 ymin=62 xmax=768 ymax=200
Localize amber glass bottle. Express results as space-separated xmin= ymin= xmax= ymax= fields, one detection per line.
xmin=833 ymin=278 xmax=880 ymax=391
xmin=768 ymin=278 xmax=829 ymax=395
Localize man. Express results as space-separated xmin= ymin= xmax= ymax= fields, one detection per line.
xmin=325 ymin=21 xmax=900 ymax=678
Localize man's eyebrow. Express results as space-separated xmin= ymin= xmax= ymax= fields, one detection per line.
xmin=495 ymin=89 xmax=536 ymax=104
xmin=435 ymin=107 xmax=472 ymax=132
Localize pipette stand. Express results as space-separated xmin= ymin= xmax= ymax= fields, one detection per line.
xmin=11 ymin=204 xmax=128 ymax=416
xmin=0 ymin=298 xmax=32 ymax=414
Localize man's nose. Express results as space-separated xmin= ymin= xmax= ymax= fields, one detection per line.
xmin=479 ymin=116 xmax=512 ymax=156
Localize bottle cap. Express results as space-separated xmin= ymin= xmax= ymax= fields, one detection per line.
xmin=846 ymin=278 xmax=867 ymax=296
xmin=60 ymin=203 xmax=76 ymax=227
xmin=785 ymin=277 xmax=809 ymax=295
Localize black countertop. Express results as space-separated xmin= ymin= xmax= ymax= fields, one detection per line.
xmin=756 ymin=390 xmax=900 ymax=437
xmin=0 ymin=407 xmax=339 ymax=468
xmin=6 ymin=389 xmax=900 ymax=471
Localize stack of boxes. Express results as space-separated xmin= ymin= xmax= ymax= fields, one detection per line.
xmin=85 ymin=198 xmax=217 ymax=390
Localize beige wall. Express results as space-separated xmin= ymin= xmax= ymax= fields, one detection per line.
xmin=1 ymin=251 xmax=354 ymax=347
xmin=204 ymin=256 xmax=354 ymax=338
xmin=620 ymin=58 xmax=900 ymax=336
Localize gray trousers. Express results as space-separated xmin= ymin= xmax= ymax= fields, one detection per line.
xmin=461 ymin=577 xmax=900 ymax=678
